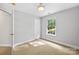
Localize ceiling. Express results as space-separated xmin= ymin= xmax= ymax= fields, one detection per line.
xmin=0 ymin=3 xmax=79 ymax=17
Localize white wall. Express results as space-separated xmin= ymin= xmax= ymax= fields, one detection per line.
xmin=41 ymin=6 xmax=79 ymax=49
xmin=14 ymin=11 xmax=40 ymax=45
xmin=34 ymin=18 xmax=40 ymax=39
xmin=0 ymin=9 xmax=12 ymax=46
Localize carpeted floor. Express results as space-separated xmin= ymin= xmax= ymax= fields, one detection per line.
xmin=12 ymin=39 xmax=78 ymax=55
xmin=0 ymin=39 xmax=78 ymax=55
xmin=0 ymin=46 xmax=12 ymax=55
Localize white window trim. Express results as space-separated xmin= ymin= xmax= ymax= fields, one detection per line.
xmin=46 ymin=28 xmax=56 ymax=36
xmin=46 ymin=16 xmax=56 ymax=36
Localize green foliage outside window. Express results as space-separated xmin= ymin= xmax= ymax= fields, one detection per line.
xmin=48 ymin=17 xmax=56 ymax=35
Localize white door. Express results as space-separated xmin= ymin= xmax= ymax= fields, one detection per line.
xmin=34 ymin=19 xmax=40 ymax=39
xmin=0 ymin=10 xmax=12 ymax=46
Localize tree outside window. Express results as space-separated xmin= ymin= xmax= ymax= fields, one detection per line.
xmin=48 ymin=17 xmax=56 ymax=35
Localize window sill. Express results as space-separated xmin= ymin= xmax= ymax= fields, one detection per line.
xmin=47 ymin=34 xmax=56 ymax=36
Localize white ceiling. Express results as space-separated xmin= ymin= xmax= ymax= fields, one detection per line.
xmin=0 ymin=3 xmax=79 ymax=17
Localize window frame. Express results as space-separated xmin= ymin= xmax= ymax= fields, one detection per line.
xmin=46 ymin=16 xmax=56 ymax=36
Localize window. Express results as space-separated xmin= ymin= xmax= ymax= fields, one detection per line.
xmin=47 ymin=16 xmax=56 ymax=36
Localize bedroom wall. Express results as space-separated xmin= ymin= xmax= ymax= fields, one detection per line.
xmin=41 ymin=6 xmax=79 ymax=49
xmin=14 ymin=10 xmax=40 ymax=46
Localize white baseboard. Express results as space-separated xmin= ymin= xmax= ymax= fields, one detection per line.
xmin=14 ymin=39 xmax=36 ymax=47
xmin=0 ymin=44 xmax=12 ymax=47
xmin=42 ymin=38 xmax=79 ymax=49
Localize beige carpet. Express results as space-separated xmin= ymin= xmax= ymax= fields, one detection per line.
xmin=12 ymin=39 xmax=77 ymax=55
xmin=0 ymin=46 xmax=12 ymax=55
